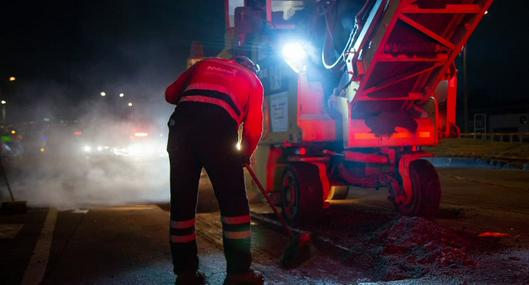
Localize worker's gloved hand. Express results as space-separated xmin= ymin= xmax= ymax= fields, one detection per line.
xmin=240 ymin=153 xmax=251 ymax=166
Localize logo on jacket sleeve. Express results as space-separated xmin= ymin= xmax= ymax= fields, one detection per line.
xmin=206 ymin=66 xmax=238 ymax=76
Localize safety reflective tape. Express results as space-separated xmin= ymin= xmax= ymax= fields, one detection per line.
xmin=223 ymin=230 xmax=251 ymax=240
xmin=182 ymin=89 xmax=241 ymax=116
xmin=170 ymin=233 xmax=196 ymax=243
xmin=222 ymin=215 xmax=251 ymax=225
xmin=171 ymin=219 xmax=195 ymax=229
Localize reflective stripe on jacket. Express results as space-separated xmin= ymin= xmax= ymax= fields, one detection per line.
xmin=165 ymin=58 xmax=264 ymax=156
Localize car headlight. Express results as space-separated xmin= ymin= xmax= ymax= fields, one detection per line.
xmin=127 ymin=143 xmax=155 ymax=156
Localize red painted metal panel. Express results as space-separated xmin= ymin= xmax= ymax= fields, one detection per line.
xmin=297 ymin=76 xmax=337 ymax=142
xmin=344 ymin=0 xmax=492 ymax=148
xmin=445 ymin=74 xmax=458 ymax=137
xmin=347 ymin=118 xmax=436 ymax=148
xmin=265 ymin=147 xmax=283 ymax=194
xmin=354 ymin=0 xmax=493 ymax=101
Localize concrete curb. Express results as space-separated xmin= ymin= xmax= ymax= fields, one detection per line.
xmin=426 ymin=157 xmax=529 ymax=171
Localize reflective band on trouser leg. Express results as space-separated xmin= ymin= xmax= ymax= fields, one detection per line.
xmin=171 ymin=218 xmax=195 ymax=229
xmin=170 ymin=218 xmax=196 ymax=243
xmin=222 ymin=215 xmax=252 ymax=273
xmin=170 ymin=218 xmax=198 ymax=274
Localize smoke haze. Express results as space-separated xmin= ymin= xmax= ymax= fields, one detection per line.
xmin=0 ymin=0 xmax=227 ymax=208
xmin=2 ymin=79 xmax=175 ymax=208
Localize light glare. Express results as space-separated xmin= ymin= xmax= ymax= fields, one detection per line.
xmin=282 ymin=42 xmax=307 ymax=62
xmin=134 ymin=132 xmax=149 ymax=137
xmin=281 ymin=41 xmax=308 ymax=73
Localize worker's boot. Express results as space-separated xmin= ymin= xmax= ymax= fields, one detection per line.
xmin=175 ymin=271 xmax=206 ymax=285
xmin=223 ymin=269 xmax=264 ymax=285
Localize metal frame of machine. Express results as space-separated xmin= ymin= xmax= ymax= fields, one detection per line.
xmin=223 ymin=0 xmax=493 ymax=223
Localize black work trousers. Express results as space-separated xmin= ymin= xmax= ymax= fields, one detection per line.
xmin=167 ymin=102 xmax=252 ymax=275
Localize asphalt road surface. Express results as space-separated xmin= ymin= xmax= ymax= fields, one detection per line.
xmin=1 ymin=165 xmax=528 ymax=284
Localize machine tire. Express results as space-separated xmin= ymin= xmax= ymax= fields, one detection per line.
xmin=393 ymin=159 xmax=441 ymax=218
xmin=280 ymin=163 xmax=324 ymax=225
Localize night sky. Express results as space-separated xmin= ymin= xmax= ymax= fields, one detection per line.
xmin=0 ymin=0 xmax=225 ymax=121
xmin=0 ymin=0 xmax=527 ymax=121
xmin=464 ymin=0 xmax=529 ymax=113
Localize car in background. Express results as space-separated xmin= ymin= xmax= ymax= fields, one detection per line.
xmin=0 ymin=127 xmax=24 ymax=158
xmin=10 ymin=117 xmax=167 ymax=161
xmin=76 ymin=119 xmax=166 ymax=159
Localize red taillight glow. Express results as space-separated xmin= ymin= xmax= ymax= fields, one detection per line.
xmin=134 ymin=132 xmax=149 ymax=137
xmin=73 ymin=131 xmax=82 ymax=136
xmin=478 ymin=232 xmax=511 ymax=238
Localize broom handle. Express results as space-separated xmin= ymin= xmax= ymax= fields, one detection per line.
xmin=245 ymin=165 xmax=294 ymax=237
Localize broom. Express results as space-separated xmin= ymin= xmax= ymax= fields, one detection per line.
xmin=0 ymin=156 xmax=27 ymax=214
xmin=245 ymin=165 xmax=314 ymax=269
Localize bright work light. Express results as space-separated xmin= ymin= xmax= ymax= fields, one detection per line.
xmin=281 ymin=41 xmax=308 ymax=73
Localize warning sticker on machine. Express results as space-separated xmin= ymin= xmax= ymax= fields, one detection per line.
xmin=269 ymin=93 xmax=288 ymax=133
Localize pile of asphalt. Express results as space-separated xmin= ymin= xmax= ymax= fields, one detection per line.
xmin=254 ymin=206 xmax=526 ymax=283
xmin=368 ymin=216 xmax=475 ymax=281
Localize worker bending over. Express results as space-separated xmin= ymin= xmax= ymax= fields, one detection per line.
xmin=165 ymin=56 xmax=264 ymax=285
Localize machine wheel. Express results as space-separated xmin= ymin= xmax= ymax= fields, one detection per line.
xmin=391 ymin=159 xmax=441 ymax=218
xmin=328 ymin=186 xmax=349 ymax=200
xmin=281 ymin=163 xmax=324 ymax=225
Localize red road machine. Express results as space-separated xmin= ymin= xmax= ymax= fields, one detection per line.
xmin=222 ymin=0 xmax=493 ymax=223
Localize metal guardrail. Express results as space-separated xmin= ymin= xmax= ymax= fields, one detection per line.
xmin=460 ymin=132 xmax=529 ymax=143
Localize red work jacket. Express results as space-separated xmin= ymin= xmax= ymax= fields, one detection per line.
xmin=165 ymin=57 xmax=264 ymax=156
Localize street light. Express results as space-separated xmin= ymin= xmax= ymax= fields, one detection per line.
xmin=127 ymin=102 xmax=133 ymax=107
xmin=119 ymin=93 xmax=125 ymax=98
xmin=1 ymin=100 xmax=6 ymax=124
xmin=100 ymin=91 xmax=107 ymax=97
xmin=8 ymin=76 xmax=16 ymax=82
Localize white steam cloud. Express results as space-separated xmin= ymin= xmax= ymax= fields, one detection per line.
xmin=3 ymin=87 xmax=175 ymax=208
xmin=0 ymin=39 xmax=187 ymax=209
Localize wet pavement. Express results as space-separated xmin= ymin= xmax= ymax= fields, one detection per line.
xmin=1 ymin=205 xmax=366 ymax=285
xmin=0 ymin=167 xmax=528 ymax=284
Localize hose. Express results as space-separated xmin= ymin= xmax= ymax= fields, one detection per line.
xmin=321 ymin=0 xmax=376 ymax=70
